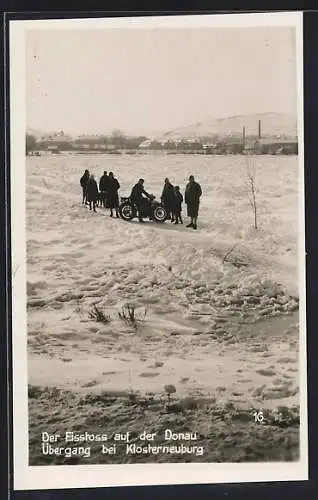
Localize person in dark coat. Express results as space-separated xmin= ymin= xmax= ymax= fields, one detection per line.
xmin=173 ymin=185 xmax=183 ymax=224
xmin=161 ymin=177 xmax=175 ymax=222
xmin=185 ymin=175 xmax=202 ymax=230
xmin=130 ymin=178 xmax=152 ymax=222
xmin=108 ymin=172 xmax=120 ymax=217
xmin=80 ymin=169 xmax=90 ymax=204
xmin=99 ymin=171 xmax=109 ymax=208
xmin=86 ymin=174 xmax=99 ymax=212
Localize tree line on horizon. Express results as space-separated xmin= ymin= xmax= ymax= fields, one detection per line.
xmin=26 ymin=128 xmax=298 ymax=155
xmin=26 ymin=130 xmax=149 ymax=154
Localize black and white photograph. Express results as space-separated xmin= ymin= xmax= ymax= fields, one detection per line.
xmin=10 ymin=12 xmax=307 ymax=490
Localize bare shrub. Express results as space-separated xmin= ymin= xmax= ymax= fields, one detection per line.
xmin=88 ymin=305 xmax=112 ymax=324
xmin=222 ymin=243 xmax=238 ymax=264
xmin=245 ymin=159 xmax=258 ymax=229
xmin=118 ymin=303 xmax=147 ymax=329
xmin=163 ymin=384 xmax=177 ymax=409
xmin=222 ymin=243 xmax=248 ymax=268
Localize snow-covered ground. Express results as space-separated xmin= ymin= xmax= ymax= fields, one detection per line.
xmin=26 ymin=153 xmax=300 ymax=411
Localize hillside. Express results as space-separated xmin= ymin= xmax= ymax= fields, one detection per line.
xmin=155 ymin=112 xmax=297 ymax=141
xmin=26 ymin=112 xmax=297 ymax=144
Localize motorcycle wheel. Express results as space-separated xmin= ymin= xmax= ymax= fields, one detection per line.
xmin=119 ymin=203 xmax=136 ymax=221
xmin=152 ymin=205 xmax=167 ymax=223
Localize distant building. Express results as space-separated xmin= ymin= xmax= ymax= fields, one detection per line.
xmin=139 ymin=139 xmax=152 ymax=148
xmin=38 ymin=131 xmax=73 ymax=143
xmin=243 ymin=138 xmax=298 ymax=155
xmin=47 ymin=145 xmax=60 ymax=154
xmin=202 ymin=143 xmax=217 ymax=150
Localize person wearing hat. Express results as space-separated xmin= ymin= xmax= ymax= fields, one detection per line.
xmin=80 ymin=169 xmax=90 ymax=204
xmin=173 ymin=185 xmax=183 ymax=224
xmin=185 ymin=175 xmax=202 ymax=230
xmin=161 ymin=177 xmax=175 ymax=222
xmin=130 ymin=178 xmax=152 ymax=222
xmin=108 ymin=171 xmax=120 ymax=218
xmin=99 ymin=170 xmax=109 ymax=208
xmin=86 ymin=174 xmax=99 ymax=212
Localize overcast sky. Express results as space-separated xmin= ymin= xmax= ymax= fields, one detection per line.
xmin=26 ymin=26 xmax=297 ymax=136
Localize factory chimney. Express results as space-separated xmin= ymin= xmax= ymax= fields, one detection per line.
xmin=258 ymin=120 xmax=261 ymax=139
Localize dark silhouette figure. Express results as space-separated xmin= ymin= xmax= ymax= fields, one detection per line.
xmin=161 ymin=178 xmax=175 ymax=222
xmin=130 ymin=178 xmax=152 ymax=222
xmin=173 ymin=186 xmax=183 ymax=224
xmin=108 ymin=172 xmax=120 ymax=217
xmin=86 ymin=174 xmax=99 ymax=212
xmin=99 ymin=171 xmax=109 ymax=208
xmin=80 ymin=169 xmax=90 ymax=204
xmin=185 ymin=175 xmax=202 ymax=230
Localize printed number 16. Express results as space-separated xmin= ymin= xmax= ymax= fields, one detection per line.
xmin=253 ymin=411 xmax=264 ymax=423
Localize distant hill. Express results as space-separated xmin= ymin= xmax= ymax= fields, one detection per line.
xmin=26 ymin=112 xmax=298 ymax=144
xmin=154 ymin=113 xmax=298 ymax=141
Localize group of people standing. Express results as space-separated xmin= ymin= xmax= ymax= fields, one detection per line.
xmin=160 ymin=176 xmax=202 ymax=229
xmin=80 ymin=170 xmax=202 ymax=229
xmin=80 ymin=170 xmax=120 ymax=217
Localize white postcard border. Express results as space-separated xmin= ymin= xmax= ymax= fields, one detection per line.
xmin=9 ymin=11 xmax=307 ymax=491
